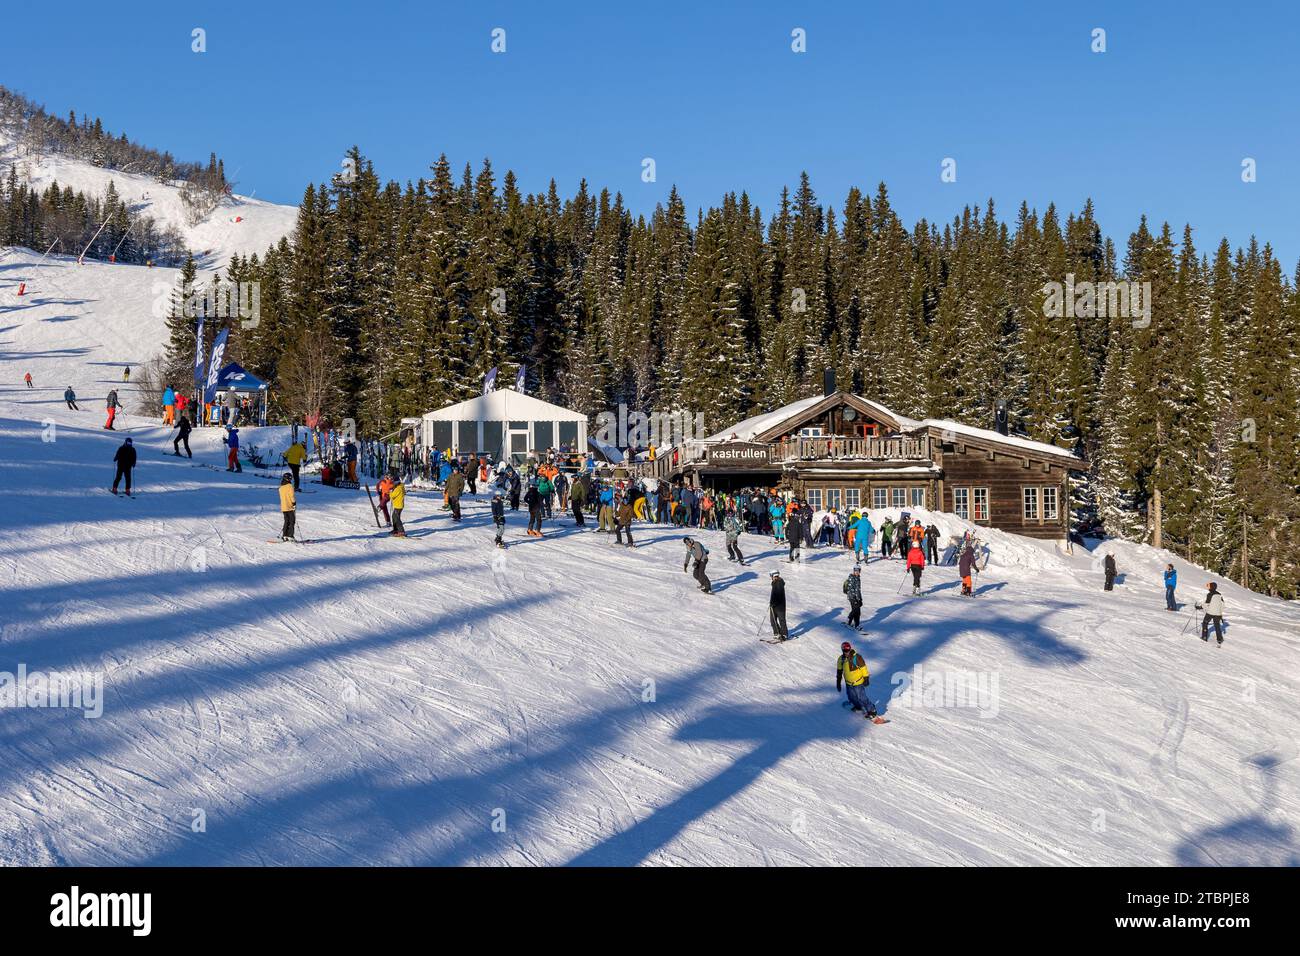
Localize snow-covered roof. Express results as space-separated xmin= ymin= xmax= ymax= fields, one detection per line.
xmin=423 ymin=389 xmax=587 ymax=422
xmin=918 ymin=419 xmax=1082 ymax=462
xmin=703 ymin=396 xmax=825 ymax=443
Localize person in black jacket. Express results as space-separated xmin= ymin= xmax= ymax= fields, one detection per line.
xmin=172 ymin=414 xmax=193 ymax=458
xmin=112 ymin=437 xmax=137 ymax=495
xmin=785 ymin=509 xmax=802 ymax=563
xmin=925 ymin=523 xmax=941 ymax=564
xmin=682 ymin=536 xmax=711 ymax=593
xmin=491 ymin=490 xmax=506 ymax=547
xmin=769 ymin=570 xmax=788 ymax=640
xmin=1103 ymin=553 xmax=1117 ymax=591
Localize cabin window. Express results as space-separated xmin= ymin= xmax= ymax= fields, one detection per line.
xmin=891 ymin=488 xmax=906 ymax=509
xmin=806 ymin=489 xmax=823 ymax=510
xmin=798 ymin=426 xmax=825 ymax=438
xmin=1023 ymin=487 xmax=1040 ymax=520
xmin=911 ymin=488 xmax=925 ymax=508
xmin=845 ymin=488 xmax=861 ymax=509
xmin=826 ymin=489 xmax=842 ymax=510
xmin=953 ymin=488 xmax=970 ymax=520
xmin=873 ymin=488 xmax=887 ymax=509
xmin=973 ymin=488 xmax=990 ymax=522
xmin=1042 ymin=486 xmax=1059 ymax=521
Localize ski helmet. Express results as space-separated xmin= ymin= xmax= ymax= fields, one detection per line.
xmin=769 ymin=570 xmax=780 ymax=578
xmin=124 ymin=437 xmax=133 ymax=444
xmin=282 ymin=471 xmax=292 ymax=480
xmin=841 ymin=641 xmax=853 ymax=652
xmin=852 ymin=566 xmax=860 ymax=574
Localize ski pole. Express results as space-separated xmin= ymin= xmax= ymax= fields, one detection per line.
xmin=896 ymin=569 xmax=909 ymax=594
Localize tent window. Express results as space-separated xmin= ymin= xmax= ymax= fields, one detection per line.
xmin=431 ymin=421 xmax=453 ymax=452
xmin=509 ymin=421 xmax=527 ymax=430
xmin=483 ymin=421 xmax=503 ymax=457
xmin=558 ymin=421 xmax=578 ymax=451
xmin=457 ymin=420 xmax=478 ymax=452
xmin=534 ymin=421 xmax=554 ymax=451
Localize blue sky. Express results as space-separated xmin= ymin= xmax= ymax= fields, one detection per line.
xmin=4 ymin=0 xmax=1297 ymax=264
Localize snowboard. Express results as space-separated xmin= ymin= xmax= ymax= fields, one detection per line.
xmin=841 ymin=700 xmax=889 ymax=723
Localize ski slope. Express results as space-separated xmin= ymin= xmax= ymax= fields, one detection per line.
xmin=1 ymin=397 xmax=1298 ymax=866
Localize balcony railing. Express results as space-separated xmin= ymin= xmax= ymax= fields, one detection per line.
xmin=773 ymin=436 xmax=929 ymax=461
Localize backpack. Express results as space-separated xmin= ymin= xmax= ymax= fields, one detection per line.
xmin=842 ymin=578 xmax=850 ymax=594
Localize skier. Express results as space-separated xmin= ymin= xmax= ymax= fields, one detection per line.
xmin=925 ymin=523 xmax=941 ymax=564
xmin=907 ymin=519 xmax=925 ymax=551
xmin=524 ymin=478 xmax=544 ymax=536
xmin=161 ymin=385 xmax=176 ymax=426
xmin=377 ymin=473 xmax=394 ymax=525
xmin=389 ymin=477 xmax=406 ymax=537
xmin=223 ymin=424 xmax=242 ymax=472
xmin=958 ymin=542 xmax=978 ymax=596
xmin=769 ymin=570 xmax=788 ymax=640
xmin=1103 ymin=553 xmax=1117 ymax=591
xmin=852 ymin=512 xmax=873 ymax=564
xmin=880 ymin=517 xmax=894 ymax=559
xmin=103 ymin=388 xmax=119 ymax=429
xmin=906 ymin=542 xmax=926 ymax=595
xmin=283 ymin=439 xmax=307 ymax=491
xmin=445 ymin=467 xmax=465 ymax=521
xmin=343 ymin=438 xmax=359 ymax=483
xmin=570 ymin=472 xmax=588 ymax=527
xmin=491 ymin=490 xmax=506 ymax=547
xmin=682 ymin=536 xmax=712 ymax=593
xmin=843 ymin=565 xmax=863 ymax=629
xmin=785 ymin=507 xmax=802 ymax=562
xmin=24 ymin=372 xmax=33 ymax=389
xmin=278 ymin=472 xmax=296 ymax=541
xmin=111 ymin=436 xmax=136 ymax=496
xmin=1164 ymin=564 xmax=1178 ymax=611
xmin=508 ymin=466 xmax=521 ymax=511
xmin=597 ymin=482 xmax=615 ymax=532
xmin=1197 ymin=582 xmax=1226 ymax=645
xmin=172 ymin=413 xmax=193 ymax=458
xmin=122 ymin=365 xmax=131 ymax=383
xmin=836 ymin=641 xmax=880 ymax=719
xmin=614 ymin=496 xmax=634 ymax=547
xmin=723 ymin=510 xmax=745 ymax=564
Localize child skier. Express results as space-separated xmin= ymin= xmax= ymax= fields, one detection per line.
xmin=278 ymin=472 xmax=296 ymax=540
xmin=906 ymin=542 xmax=926 ymax=595
xmin=843 ymin=565 xmax=863 ymax=629
xmin=389 ymin=477 xmax=407 ymax=537
xmin=491 ymin=490 xmax=506 ymax=548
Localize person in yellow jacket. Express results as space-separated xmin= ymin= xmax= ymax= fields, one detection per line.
xmin=836 ymin=641 xmax=879 ymax=718
xmin=389 ymin=478 xmax=407 ymax=537
xmin=283 ymin=440 xmax=308 ymax=491
xmin=278 ymin=472 xmax=297 ymax=541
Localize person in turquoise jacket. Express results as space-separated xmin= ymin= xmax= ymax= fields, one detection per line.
xmin=852 ymin=513 xmax=874 ymax=563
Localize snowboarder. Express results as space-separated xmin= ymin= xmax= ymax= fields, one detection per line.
xmin=491 ymin=490 xmax=506 ymax=547
xmin=279 ymin=472 xmax=296 ymax=540
xmin=445 ymin=467 xmax=465 ymax=521
xmin=223 ymin=424 xmax=242 ymax=472
xmin=104 ymin=388 xmax=119 ymax=429
xmin=958 ymin=542 xmax=978 ymax=596
xmin=906 ymin=542 xmax=926 ymax=595
xmin=1164 ymin=564 xmax=1178 ymax=611
xmin=172 ymin=413 xmax=193 ymax=458
xmin=843 ymin=565 xmax=863 ymax=629
xmin=723 ymin=510 xmax=745 ymax=564
xmin=24 ymin=372 xmax=33 ymax=389
xmin=767 ymin=570 xmax=789 ymax=640
xmin=614 ymin=497 xmax=635 ymax=547
xmin=836 ymin=641 xmax=879 ymax=718
xmin=122 ymin=365 xmax=131 ymax=383
xmin=389 ymin=477 xmax=406 ymax=537
xmin=1197 ymin=582 xmax=1226 ymax=645
xmin=283 ymin=439 xmax=307 ymax=491
xmin=1103 ymin=553 xmax=1117 ymax=591
xmin=682 ymin=536 xmax=711 ymax=593
xmin=111 ymin=436 xmax=136 ymax=495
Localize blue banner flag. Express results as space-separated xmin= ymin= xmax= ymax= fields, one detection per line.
xmin=514 ymin=365 xmax=526 ymax=394
xmin=202 ymin=327 xmax=229 ymax=404
xmin=482 ymin=366 xmax=498 ymax=396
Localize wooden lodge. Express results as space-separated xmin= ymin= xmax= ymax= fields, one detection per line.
xmin=637 ymin=389 xmax=1084 ymax=541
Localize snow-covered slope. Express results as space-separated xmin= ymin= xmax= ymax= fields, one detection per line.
xmin=1 ymin=133 xmax=299 ymax=270
xmin=1 ymin=396 xmax=1298 ymax=865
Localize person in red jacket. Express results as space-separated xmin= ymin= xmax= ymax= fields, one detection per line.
xmin=906 ymin=542 xmax=926 ymax=596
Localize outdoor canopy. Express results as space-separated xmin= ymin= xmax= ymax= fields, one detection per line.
xmin=421 ymin=389 xmax=587 ymax=464
xmin=209 ymin=362 xmax=269 ymax=426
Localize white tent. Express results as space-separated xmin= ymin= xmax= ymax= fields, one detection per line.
xmin=422 ymin=389 xmax=588 ymax=464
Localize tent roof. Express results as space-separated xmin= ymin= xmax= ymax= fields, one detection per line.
xmin=422 ymin=389 xmax=587 ymax=422
xmin=214 ymin=362 xmax=268 ymax=391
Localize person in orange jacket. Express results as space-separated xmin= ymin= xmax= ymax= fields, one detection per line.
xmin=906 ymin=542 xmax=926 ymax=596
xmin=377 ymin=473 xmax=395 ymax=526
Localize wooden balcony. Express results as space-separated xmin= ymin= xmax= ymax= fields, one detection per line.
xmin=773 ymin=436 xmax=929 ymax=461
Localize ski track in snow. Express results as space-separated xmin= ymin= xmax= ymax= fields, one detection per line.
xmin=1 ymin=396 xmax=1299 ymax=864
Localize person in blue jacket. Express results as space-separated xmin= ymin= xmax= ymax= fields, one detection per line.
xmin=1164 ymin=564 xmax=1178 ymax=611
xmin=852 ymin=513 xmax=874 ymax=563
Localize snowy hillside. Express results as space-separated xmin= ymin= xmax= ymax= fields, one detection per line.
xmin=1 ymin=132 xmax=299 ymax=270
xmin=1 ymin=397 xmax=1298 ymax=865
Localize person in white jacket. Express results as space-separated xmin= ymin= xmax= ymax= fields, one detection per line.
xmin=1197 ymin=582 xmax=1226 ymax=645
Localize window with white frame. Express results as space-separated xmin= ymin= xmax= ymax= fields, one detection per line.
xmin=911 ymin=487 xmax=925 ymax=508
xmin=953 ymin=488 xmax=970 ymax=520
xmin=806 ymin=488 xmax=823 ymax=510
xmin=798 ymin=427 xmax=825 ymax=438
xmin=1023 ymin=487 xmax=1040 ymax=520
xmin=973 ymin=488 xmax=989 ymax=522
xmin=891 ymin=488 xmax=905 ymax=508
xmin=873 ymin=488 xmax=887 ymax=509
xmin=1043 ymin=486 xmax=1059 ymax=521
xmin=846 ymin=488 xmax=861 ymax=509
xmin=826 ymin=489 xmax=842 ymax=511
